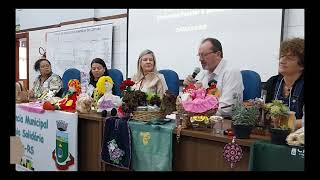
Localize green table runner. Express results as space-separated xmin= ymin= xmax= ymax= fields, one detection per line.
xmin=249 ymin=140 xmax=304 ymax=171
xmin=128 ymin=120 xmax=176 ymax=171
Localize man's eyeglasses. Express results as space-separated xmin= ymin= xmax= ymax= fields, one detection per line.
xmin=197 ymin=51 xmax=218 ymax=59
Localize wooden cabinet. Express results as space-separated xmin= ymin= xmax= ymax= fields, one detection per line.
xmin=78 ymin=112 xmax=105 ymax=171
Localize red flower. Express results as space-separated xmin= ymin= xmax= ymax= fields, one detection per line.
xmin=120 ymin=79 xmax=135 ymax=92
xmin=118 ymin=106 xmax=123 ymax=113
xmin=120 ymin=83 xmax=126 ymax=91
xmin=123 ymin=79 xmax=134 ymax=86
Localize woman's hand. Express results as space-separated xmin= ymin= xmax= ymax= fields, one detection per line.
xmin=28 ymin=90 xmax=34 ymax=98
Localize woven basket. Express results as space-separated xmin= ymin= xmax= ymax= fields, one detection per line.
xmin=132 ymin=111 xmax=165 ymax=122
xmin=176 ymin=101 xmax=217 ymax=128
xmin=176 ymin=101 xmax=217 ymax=117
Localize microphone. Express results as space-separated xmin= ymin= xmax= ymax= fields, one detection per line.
xmin=192 ymin=67 xmax=201 ymax=78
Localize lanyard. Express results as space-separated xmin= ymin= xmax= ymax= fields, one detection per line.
xmin=275 ymin=77 xmax=292 ymax=109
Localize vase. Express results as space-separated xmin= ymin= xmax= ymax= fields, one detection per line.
xmin=232 ymin=124 xmax=253 ymax=139
xmin=287 ymin=111 xmax=296 ymax=132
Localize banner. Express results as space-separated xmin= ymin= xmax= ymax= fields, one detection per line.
xmin=15 ymin=104 xmax=78 ymax=171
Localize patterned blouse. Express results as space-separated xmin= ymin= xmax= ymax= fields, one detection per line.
xmin=31 ymin=73 xmax=63 ymax=98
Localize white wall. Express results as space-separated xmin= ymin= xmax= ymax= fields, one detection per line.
xmin=94 ymin=9 xmax=127 ymax=18
xmin=16 ymin=9 xmax=127 ymax=30
xmin=128 ymin=9 xmax=283 ymax=81
xmin=283 ymin=9 xmax=304 ymax=39
xmin=27 ymin=11 xmax=127 ymax=88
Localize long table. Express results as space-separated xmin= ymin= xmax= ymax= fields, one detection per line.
xmin=77 ymin=113 xmax=270 ymax=171
xmin=172 ymin=127 xmax=269 ymax=171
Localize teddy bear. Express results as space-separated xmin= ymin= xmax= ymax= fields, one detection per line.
xmin=76 ymin=93 xmax=93 ymax=113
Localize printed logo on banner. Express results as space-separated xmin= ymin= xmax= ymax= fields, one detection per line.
xmin=52 ymin=120 xmax=74 ymax=170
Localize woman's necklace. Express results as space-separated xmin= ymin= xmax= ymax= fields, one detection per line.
xmin=283 ymin=85 xmax=292 ymax=98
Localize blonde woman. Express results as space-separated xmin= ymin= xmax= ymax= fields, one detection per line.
xmin=131 ymin=49 xmax=168 ymax=98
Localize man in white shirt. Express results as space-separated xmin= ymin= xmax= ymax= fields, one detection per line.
xmin=183 ymin=38 xmax=244 ymax=117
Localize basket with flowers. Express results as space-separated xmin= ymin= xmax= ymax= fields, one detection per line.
xmin=176 ymin=81 xmax=219 ymax=129
xmin=118 ymin=79 xmax=170 ymax=122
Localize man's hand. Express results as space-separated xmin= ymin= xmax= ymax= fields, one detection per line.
xmin=183 ymin=75 xmax=196 ymax=86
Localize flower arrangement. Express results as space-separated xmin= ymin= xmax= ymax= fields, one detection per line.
xmin=160 ymin=90 xmax=177 ymax=115
xmin=190 ymin=116 xmax=210 ymax=124
xmin=180 ymin=81 xmax=219 ymax=114
xmin=119 ymin=79 xmax=162 ymax=115
xmin=121 ymin=90 xmax=146 ymax=114
xmin=119 ymin=79 xmax=135 ymax=92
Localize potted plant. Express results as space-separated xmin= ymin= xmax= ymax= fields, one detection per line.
xmin=231 ymin=94 xmax=260 ymax=139
xmin=265 ymin=100 xmax=291 ymax=145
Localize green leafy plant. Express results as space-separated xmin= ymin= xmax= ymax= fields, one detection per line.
xmin=265 ymin=100 xmax=291 ymax=130
xmin=146 ymin=92 xmax=161 ymax=107
xmin=265 ymin=100 xmax=290 ymax=118
xmin=232 ymin=103 xmax=260 ymax=126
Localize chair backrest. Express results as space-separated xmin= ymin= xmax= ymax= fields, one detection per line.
xmin=241 ymin=70 xmax=262 ymax=101
xmin=108 ymin=69 xmax=123 ymax=97
xmin=158 ymin=69 xmax=180 ymax=96
xmin=62 ymin=68 xmax=81 ymax=94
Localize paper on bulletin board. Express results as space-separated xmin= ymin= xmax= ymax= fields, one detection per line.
xmin=46 ymin=23 xmax=113 ymax=78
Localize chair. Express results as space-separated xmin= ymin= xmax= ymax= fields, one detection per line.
xmin=108 ymin=69 xmax=124 ymax=97
xmin=158 ymin=69 xmax=180 ymax=96
xmin=241 ymin=70 xmax=262 ymax=101
xmin=62 ymin=68 xmax=81 ymax=94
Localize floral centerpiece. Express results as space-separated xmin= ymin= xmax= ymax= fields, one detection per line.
xmin=117 ymin=79 xmax=139 ymax=116
xmin=176 ymin=81 xmax=219 ymax=129
xmin=119 ymin=79 xmax=135 ymax=92
xmin=118 ymin=79 xmax=165 ymax=121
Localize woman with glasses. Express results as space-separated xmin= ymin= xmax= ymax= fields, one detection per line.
xmin=29 ymin=58 xmax=63 ymax=99
xmin=131 ymin=49 xmax=168 ymax=98
xmin=265 ymin=37 xmax=304 ymax=129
